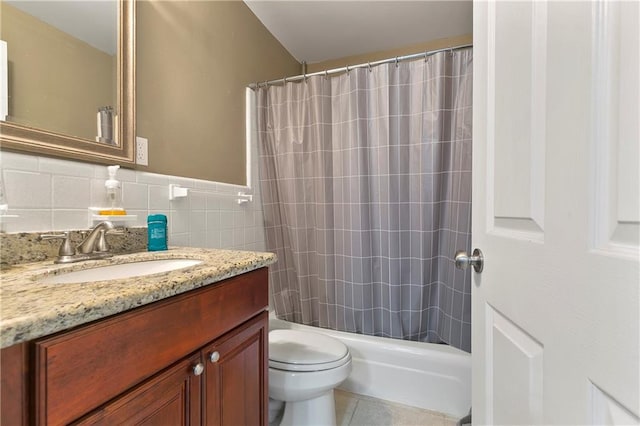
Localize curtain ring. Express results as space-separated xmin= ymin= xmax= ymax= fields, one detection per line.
xmin=324 ymin=70 xmax=329 ymax=80
xmin=395 ymin=57 xmax=399 ymax=68
xmin=283 ymin=76 xmax=287 ymax=84
xmin=368 ymin=62 xmax=372 ymax=72
xmin=424 ymin=52 xmax=428 ymax=62
xmin=346 ymin=65 xmax=350 ymax=75
xmin=303 ymin=71 xmax=307 ymax=83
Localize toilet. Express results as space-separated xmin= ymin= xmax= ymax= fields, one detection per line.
xmin=269 ymin=329 xmax=352 ymax=426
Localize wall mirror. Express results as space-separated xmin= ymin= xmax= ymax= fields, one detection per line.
xmin=0 ymin=0 xmax=135 ymax=165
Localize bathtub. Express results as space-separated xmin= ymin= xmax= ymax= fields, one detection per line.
xmin=269 ymin=314 xmax=471 ymax=419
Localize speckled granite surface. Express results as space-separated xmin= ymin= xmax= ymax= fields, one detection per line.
xmin=0 ymin=247 xmax=276 ymax=348
xmin=0 ymin=228 xmax=148 ymax=268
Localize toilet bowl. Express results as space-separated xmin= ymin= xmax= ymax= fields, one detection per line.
xmin=269 ymin=329 xmax=352 ymax=426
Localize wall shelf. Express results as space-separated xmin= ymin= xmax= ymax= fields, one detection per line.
xmin=88 ymin=208 xmax=137 ymax=227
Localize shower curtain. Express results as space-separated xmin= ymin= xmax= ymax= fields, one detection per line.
xmin=256 ymin=49 xmax=473 ymax=352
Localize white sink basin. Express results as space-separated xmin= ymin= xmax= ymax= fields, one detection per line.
xmin=41 ymin=259 xmax=203 ymax=284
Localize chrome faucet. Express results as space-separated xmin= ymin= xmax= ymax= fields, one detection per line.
xmin=41 ymin=221 xmax=122 ymax=264
xmin=77 ymin=221 xmax=115 ymax=254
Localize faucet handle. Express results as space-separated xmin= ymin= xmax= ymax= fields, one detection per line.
xmin=95 ymin=227 xmax=125 ymax=253
xmin=41 ymin=232 xmax=66 ymax=239
xmin=41 ymin=232 xmax=75 ymax=256
xmin=108 ymin=227 xmax=126 ymax=236
xmin=95 ymin=230 xmax=109 ymax=252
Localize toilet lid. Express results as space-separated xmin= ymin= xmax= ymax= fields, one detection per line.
xmin=269 ymin=329 xmax=350 ymax=372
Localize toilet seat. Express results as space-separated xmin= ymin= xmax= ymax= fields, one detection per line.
xmin=269 ymin=329 xmax=350 ymax=372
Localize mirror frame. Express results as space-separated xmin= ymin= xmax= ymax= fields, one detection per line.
xmin=0 ymin=0 xmax=135 ymax=165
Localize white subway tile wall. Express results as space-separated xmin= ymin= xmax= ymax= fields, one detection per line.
xmin=0 ymin=150 xmax=267 ymax=252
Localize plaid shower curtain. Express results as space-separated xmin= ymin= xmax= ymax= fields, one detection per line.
xmin=257 ymin=48 xmax=473 ymax=352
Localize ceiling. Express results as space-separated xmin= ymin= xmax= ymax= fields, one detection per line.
xmin=243 ymin=0 xmax=473 ymax=64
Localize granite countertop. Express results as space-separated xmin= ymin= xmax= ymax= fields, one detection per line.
xmin=0 ymin=247 xmax=276 ymax=349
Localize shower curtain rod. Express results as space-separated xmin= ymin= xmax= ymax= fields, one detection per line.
xmin=250 ymin=43 xmax=472 ymax=89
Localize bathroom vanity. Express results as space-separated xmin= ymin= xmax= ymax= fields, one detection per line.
xmin=0 ymin=247 xmax=275 ymax=425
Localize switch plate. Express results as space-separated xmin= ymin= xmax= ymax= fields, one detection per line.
xmin=136 ymin=136 xmax=148 ymax=166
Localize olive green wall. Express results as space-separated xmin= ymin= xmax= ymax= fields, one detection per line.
xmin=0 ymin=2 xmax=115 ymax=141
xmin=136 ymin=1 xmax=300 ymax=186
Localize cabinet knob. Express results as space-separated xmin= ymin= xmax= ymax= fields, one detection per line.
xmin=209 ymin=351 xmax=220 ymax=363
xmin=192 ymin=362 xmax=204 ymax=376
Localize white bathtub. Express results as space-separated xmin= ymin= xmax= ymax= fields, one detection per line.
xmin=269 ymin=315 xmax=471 ymax=419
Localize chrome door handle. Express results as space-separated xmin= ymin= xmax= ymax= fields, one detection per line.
xmin=455 ymin=248 xmax=484 ymax=273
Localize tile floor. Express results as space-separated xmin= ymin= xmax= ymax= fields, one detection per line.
xmin=335 ymin=390 xmax=459 ymax=426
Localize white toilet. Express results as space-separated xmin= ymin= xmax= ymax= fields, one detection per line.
xmin=269 ymin=329 xmax=352 ymax=426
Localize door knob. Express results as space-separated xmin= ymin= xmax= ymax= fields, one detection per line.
xmin=454 ymin=248 xmax=484 ymax=273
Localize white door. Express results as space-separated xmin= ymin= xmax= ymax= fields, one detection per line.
xmin=472 ymin=0 xmax=640 ymax=424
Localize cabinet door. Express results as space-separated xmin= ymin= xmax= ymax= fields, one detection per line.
xmin=204 ymin=311 xmax=268 ymax=426
xmin=74 ymin=353 xmax=203 ymax=425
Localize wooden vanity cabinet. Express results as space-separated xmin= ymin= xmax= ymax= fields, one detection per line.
xmin=75 ymin=313 xmax=268 ymax=426
xmin=0 ymin=267 xmax=269 ymax=426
